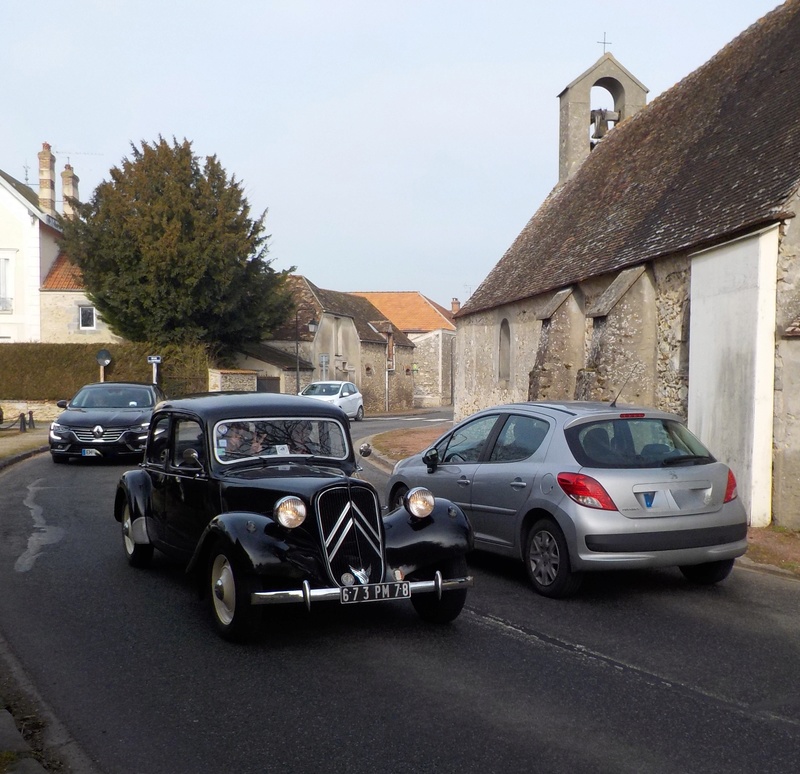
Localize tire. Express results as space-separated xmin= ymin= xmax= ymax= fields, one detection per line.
xmin=355 ymin=405 xmax=364 ymax=421
xmin=208 ymin=542 xmax=263 ymax=641
xmin=525 ymin=518 xmax=583 ymax=598
xmin=679 ymin=558 xmax=735 ymax=585
xmin=121 ymin=502 xmax=154 ymax=568
xmin=390 ymin=485 xmax=409 ymax=510
xmin=410 ymin=556 xmax=469 ymax=624
xmin=51 ymin=453 xmax=67 ymax=464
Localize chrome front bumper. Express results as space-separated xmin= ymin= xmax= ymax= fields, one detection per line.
xmin=250 ymin=572 xmax=473 ymax=611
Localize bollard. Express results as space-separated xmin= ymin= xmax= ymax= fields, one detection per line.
xmin=28 ymin=411 xmax=35 ymax=430
xmin=19 ymin=413 xmax=27 ymax=433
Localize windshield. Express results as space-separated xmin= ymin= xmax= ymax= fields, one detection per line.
xmin=214 ymin=416 xmax=349 ymax=464
xmin=565 ymin=417 xmax=715 ymax=469
xmin=71 ymin=385 xmax=154 ymax=409
xmin=301 ymin=383 xmax=340 ymax=396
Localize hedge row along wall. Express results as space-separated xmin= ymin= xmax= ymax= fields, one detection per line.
xmin=0 ymin=343 xmax=210 ymax=400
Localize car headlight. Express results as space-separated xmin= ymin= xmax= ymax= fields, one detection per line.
xmin=274 ymin=496 xmax=307 ymax=529
xmin=50 ymin=422 xmax=67 ymax=437
xmin=404 ymin=487 xmax=435 ymax=519
xmin=131 ymin=422 xmax=150 ymax=434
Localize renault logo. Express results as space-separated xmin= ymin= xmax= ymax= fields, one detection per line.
xmin=92 ymin=425 xmax=105 ymax=439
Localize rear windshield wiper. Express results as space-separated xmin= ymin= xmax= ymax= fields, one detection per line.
xmin=660 ymin=454 xmax=714 ymax=467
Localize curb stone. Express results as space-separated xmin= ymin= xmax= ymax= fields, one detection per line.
xmin=0 ymin=704 xmax=47 ymax=774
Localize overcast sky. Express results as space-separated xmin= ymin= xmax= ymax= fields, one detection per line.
xmin=1 ymin=0 xmax=781 ymax=308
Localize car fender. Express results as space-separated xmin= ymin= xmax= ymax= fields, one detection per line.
xmin=382 ymin=497 xmax=473 ymax=578
xmin=114 ymin=469 xmax=154 ymax=545
xmin=186 ymin=511 xmax=305 ymax=580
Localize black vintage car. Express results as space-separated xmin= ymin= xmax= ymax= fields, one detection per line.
xmin=50 ymin=381 xmax=167 ymax=463
xmin=114 ymin=392 xmax=473 ymax=640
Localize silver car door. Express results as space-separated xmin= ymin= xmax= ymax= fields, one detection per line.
xmin=424 ymin=414 xmax=502 ymax=518
xmin=469 ymin=414 xmax=551 ymax=549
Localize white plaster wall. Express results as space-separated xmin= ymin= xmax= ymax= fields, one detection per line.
xmin=688 ymin=227 xmax=779 ymax=527
xmin=0 ymin=186 xmax=40 ymax=341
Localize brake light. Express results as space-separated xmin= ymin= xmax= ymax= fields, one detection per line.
xmin=724 ymin=469 xmax=738 ymax=503
xmin=619 ymin=413 xmax=645 ymax=418
xmin=557 ymin=472 xmax=617 ymax=510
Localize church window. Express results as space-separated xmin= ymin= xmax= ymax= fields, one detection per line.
xmin=499 ymin=318 xmax=511 ymax=380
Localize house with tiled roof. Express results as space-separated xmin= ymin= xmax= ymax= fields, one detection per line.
xmin=454 ymin=0 xmax=800 ymax=528
xmin=351 ymin=291 xmax=458 ymax=407
xmin=0 ymin=143 xmax=116 ymax=344
xmin=236 ymin=275 xmax=415 ymax=412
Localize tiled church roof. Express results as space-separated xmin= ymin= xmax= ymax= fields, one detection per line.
xmin=459 ymin=0 xmax=800 ymax=317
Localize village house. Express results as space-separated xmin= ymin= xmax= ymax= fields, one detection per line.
xmin=454 ymin=0 xmax=800 ymax=529
xmin=0 ymin=143 xmax=118 ymax=344
xmin=236 ymin=275 xmax=415 ymax=413
xmin=350 ymin=291 xmax=457 ymax=407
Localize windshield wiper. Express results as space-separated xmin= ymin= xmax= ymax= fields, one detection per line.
xmin=661 ymin=454 xmax=714 ymax=467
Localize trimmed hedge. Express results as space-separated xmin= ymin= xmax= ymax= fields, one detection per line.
xmin=0 ymin=343 xmax=210 ymax=400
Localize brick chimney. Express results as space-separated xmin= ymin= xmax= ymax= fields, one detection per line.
xmin=61 ymin=164 xmax=80 ymax=218
xmin=451 ymin=298 xmax=461 ymax=315
xmin=37 ymin=142 xmax=56 ymax=215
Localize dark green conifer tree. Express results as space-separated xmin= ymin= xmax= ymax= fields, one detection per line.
xmin=60 ymin=137 xmax=293 ymax=355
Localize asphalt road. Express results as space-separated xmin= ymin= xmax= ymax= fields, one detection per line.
xmin=1 ymin=413 xmax=800 ymax=773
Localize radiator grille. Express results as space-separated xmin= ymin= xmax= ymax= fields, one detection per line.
xmin=73 ymin=427 xmax=127 ymax=442
xmin=316 ymin=485 xmax=384 ymax=586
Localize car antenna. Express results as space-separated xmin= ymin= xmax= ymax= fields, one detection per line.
xmin=610 ymin=365 xmax=639 ymax=408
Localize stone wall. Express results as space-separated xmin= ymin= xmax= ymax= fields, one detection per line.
xmin=409 ymin=329 xmax=454 ymax=407
xmin=39 ymin=291 xmax=123 ymax=343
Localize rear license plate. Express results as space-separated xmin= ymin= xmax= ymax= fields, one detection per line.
xmin=340 ymin=582 xmax=410 ymax=604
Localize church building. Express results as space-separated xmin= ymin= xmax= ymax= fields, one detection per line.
xmin=453 ymin=0 xmax=800 ymax=529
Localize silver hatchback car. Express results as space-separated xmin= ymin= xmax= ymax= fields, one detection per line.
xmin=386 ymin=401 xmax=748 ymax=598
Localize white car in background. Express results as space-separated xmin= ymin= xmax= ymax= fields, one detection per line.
xmin=299 ymin=381 xmax=364 ymax=421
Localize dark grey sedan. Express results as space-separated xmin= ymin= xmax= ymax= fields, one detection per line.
xmin=49 ymin=381 xmax=166 ymax=463
xmin=387 ymin=401 xmax=748 ymax=598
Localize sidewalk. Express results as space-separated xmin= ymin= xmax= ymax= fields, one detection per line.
xmin=0 ymin=425 xmax=49 ymax=471
xmin=0 ymin=424 xmax=54 ymax=774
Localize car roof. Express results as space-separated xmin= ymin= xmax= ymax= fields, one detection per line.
xmin=478 ymin=400 xmax=680 ymax=422
xmin=78 ymin=381 xmax=159 ymax=389
xmin=155 ymin=392 xmax=349 ymax=423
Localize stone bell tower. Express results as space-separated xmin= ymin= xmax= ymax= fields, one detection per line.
xmin=558 ymin=52 xmax=648 ymax=183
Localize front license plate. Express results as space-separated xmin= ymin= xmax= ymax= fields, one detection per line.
xmin=81 ymin=448 xmax=102 ymax=457
xmin=340 ymin=582 xmax=410 ymax=604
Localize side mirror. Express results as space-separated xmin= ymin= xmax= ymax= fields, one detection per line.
xmin=422 ymin=448 xmax=439 ymax=473
xmin=182 ymin=448 xmax=203 ymax=469
xmin=359 ymin=442 xmax=372 ymax=458
xmin=57 ymin=400 xmax=68 ymax=409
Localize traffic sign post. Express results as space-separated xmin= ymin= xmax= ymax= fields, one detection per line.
xmin=147 ymin=355 xmax=162 ymax=384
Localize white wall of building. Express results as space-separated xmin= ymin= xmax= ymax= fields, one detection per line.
xmin=688 ymin=227 xmax=779 ymax=527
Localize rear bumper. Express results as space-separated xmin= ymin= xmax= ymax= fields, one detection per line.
xmin=250 ymin=572 xmax=473 ymax=610
xmin=585 ymin=522 xmax=747 ymax=553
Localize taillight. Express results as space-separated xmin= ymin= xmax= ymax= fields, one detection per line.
xmin=557 ymin=472 xmax=617 ymax=510
xmin=724 ymin=469 xmax=738 ymax=503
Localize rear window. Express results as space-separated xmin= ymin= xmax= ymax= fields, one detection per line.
xmin=565 ymin=418 xmax=715 ymax=469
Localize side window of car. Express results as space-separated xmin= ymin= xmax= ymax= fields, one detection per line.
xmin=172 ymin=418 xmax=205 ymax=468
xmin=441 ymin=415 xmax=499 ymax=463
xmin=489 ymin=415 xmax=550 ymax=462
xmin=146 ymin=415 xmax=171 ymax=467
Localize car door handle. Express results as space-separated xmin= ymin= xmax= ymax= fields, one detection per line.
xmin=457 ymin=477 xmax=470 ymax=487
xmin=510 ymin=479 xmax=527 ymax=489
